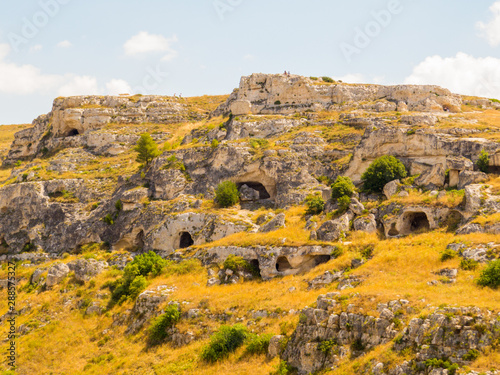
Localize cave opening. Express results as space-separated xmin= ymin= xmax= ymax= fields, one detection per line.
xmin=402 ymin=212 xmax=430 ymax=234
xmin=276 ymin=256 xmax=292 ymax=272
xmin=67 ymin=129 xmax=80 ymax=137
xmin=237 ymin=182 xmax=271 ymax=200
xmin=250 ymin=259 xmax=261 ymax=277
xmin=179 ymin=232 xmax=194 ymax=249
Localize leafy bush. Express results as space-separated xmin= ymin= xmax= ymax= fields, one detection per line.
xmin=424 ymin=358 xmax=458 ymax=374
xmin=103 ymin=214 xmax=114 ymax=225
xmin=460 ymin=259 xmax=479 ymax=271
xmin=463 ymin=349 xmax=480 ymax=361
xmin=249 ymin=138 xmax=269 ymax=149
xmin=211 ymin=139 xmax=219 ymax=149
xmin=274 ymin=100 xmax=281 ymax=105
xmin=305 ymin=194 xmax=325 ymax=215
xmin=477 ymin=150 xmax=490 ymax=173
xmin=200 ymin=324 xmax=248 ymax=362
xmin=215 ymin=181 xmax=240 ymax=208
xmin=134 ymin=133 xmax=161 ymax=166
xmin=223 ymin=254 xmax=259 ymax=276
xmin=148 ymin=304 xmax=181 ymax=345
xmin=477 ymin=259 xmax=500 ymax=288
xmin=107 ymin=251 xmax=167 ymax=307
xmin=318 ymin=339 xmax=337 ymax=353
xmin=115 ymin=200 xmax=123 ymax=211
xmin=337 ymin=195 xmax=351 ymax=213
xmin=271 ymin=361 xmax=293 ymax=375
xmin=322 ymin=76 xmax=334 ymax=83
xmin=440 ymin=248 xmax=456 ymax=262
xmin=331 ymin=176 xmax=355 ymax=200
xmin=245 ymin=333 xmax=273 ymax=355
xmin=361 ymin=155 xmax=407 ymax=192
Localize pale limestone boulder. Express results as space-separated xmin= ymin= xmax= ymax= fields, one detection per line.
xmin=46 ymin=263 xmax=70 ymax=287
xmin=353 ymin=215 xmax=377 ymax=233
xmin=229 ymin=100 xmax=252 ymax=115
xmin=458 ymin=170 xmax=488 ymax=189
xmin=383 ymin=180 xmax=400 ymax=199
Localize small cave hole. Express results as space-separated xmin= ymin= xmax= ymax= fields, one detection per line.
xmin=179 ymin=232 xmax=194 ymax=249
xmin=237 ymin=182 xmax=271 ymax=200
xmin=388 ymin=223 xmax=399 ymax=237
xmin=135 ymin=230 xmax=145 ymax=250
xmin=313 ymin=255 xmax=331 ymax=266
xmin=276 ymin=256 xmax=292 ymax=272
xmin=66 ymin=129 xmax=80 ymax=137
xmin=250 ymin=259 xmax=261 ymax=277
xmin=402 ymin=212 xmax=430 ymax=234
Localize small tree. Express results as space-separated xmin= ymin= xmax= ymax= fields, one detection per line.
xmin=361 ymin=156 xmax=407 ymax=192
xmin=134 ymin=133 xmax=160 ymax=166
xmin=215 ymin=181 xmax=240 ymax=208
xmin=477 ymin=150 xmax=490 ymax=173
xmin=331 ymin=176 xmax=355 ymax=200
xmin=305 ymin=194 xmax=325 ymax=215
xmin=477 ymin=259 xmax=500 ymax=288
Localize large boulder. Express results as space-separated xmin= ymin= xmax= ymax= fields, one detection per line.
xmin=46 ymin=263 xmax=70 ymax=287
xmin=353 ymin=215 xmax=377 ymax=233
xmin=260 ymin=213 xmax=285 ymax=233
xmin=316 ymin=221 xmax=342 ymax=242
xmin=458 ymin=171 xmax=488 ymax=189
xmin=68 ymin=258 xmax=108 ymax=283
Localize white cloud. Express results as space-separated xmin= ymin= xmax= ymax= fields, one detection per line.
xmin=30 ymin=44 xmax=43 ymax=52
xmin=0 ymin=43 xmax=132 ymax=97
xmin=105 ymin=79 xmax=132 ymax=95
xmin=404 ymin=52 xmax=500 ymax=99
xmin=57 ymin=40 xmax=72 ymax=48
xmin=477 ymin=1 xmax=500 ymax=46
xmin=243 ymin=54 xmax=255 ymax=60
xmin=334 ymin=73 xmax=365 ymax=83
xmin=124 ymin=31 xmax=178 ymax=61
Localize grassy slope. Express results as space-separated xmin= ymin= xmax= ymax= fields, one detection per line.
xmin=1 ymin=100 xmax=500 ymax=374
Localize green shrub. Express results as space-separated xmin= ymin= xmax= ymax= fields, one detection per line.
xmin=460 ymin=259 xmax=479 ymax=271
xmin=211 ymin=139 xmax=219 ymax=149
xmin=215 ymin=181 xmax=240 ymax=208
xmin=103 ymin=214 xmax=114 ymax=225
xmin=463 ymin=349 xmax=480 ymax=361
xmin=270 ymin=361 xmax=293 ymax=375
xmin=274 ymin=100 xmax=281 ymax=106
xmin=200 ymin=324 xmax=248 ymax=362
xmin=322 ymin=76 xmax=334 ymax=83
xmin=245 ymin=333 xmax=273 ymax=355
xmin=107 ymin=251 xmax=167 ymax=307
xmin=305 ymin=194 xmax=325 ymax=215
xmin=337 ymin=195 xmax=351 ymax=213
xmin=115 ymin=200 xmax=123 ymax=211
xmin=134 ymin=133 xmax=161 ymax=166
xmin=331 ymin=176 xmax=355 ymax=200
xmin=477 ymin=150 xmax=490 ymax=173
xmin=318 ymin=339 xmax=337 ymax=353
xmin=361 ymin=155 xmax=407 ymax=192
xmin=477 ymin=259 xmax=500 ymax=288
xmin=223 ymin=254 xmax=259 ymax=276
xmin=424 ymin=358 xmax=458 ymax=374
xmin=440 ymin=248 xmax=456 ymax=262
xmin=148 ymin=304 xmax=181 ymax=345
xmin=249 ymin=138 xmax=269 ymax=149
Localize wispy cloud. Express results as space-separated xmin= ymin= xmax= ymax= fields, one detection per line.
xmin=477 ymin=1 xmax=500 ymax=46
xmin=56 ymin=40 xmax=72 ymax=48
xmin=123 ymin=31 xmax=178 ymax=61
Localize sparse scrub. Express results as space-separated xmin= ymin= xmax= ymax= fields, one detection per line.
xmin=477 ymin=150 xmax=490 ymax=173
xmin=305 ymin=193 xmax=325 ymax=215
xmin=148 ymin=304 xmax=181 ymax=345
xmin=245 ymin=333 xmax=273 ymax=355
xmin=200 ymin=324 xmax=248 ymax=362
xmin=331 ymin=176 xmax=355 ymax=200
xmin=477 ymin=259 xmax=500 ymax=288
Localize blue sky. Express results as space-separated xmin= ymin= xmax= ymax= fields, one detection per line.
xmin=1 ymin=0 xmax=500 ymax=124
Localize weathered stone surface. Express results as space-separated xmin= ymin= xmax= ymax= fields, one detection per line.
xmin=68 ymin=259 xmax=108 ymax=283
xmin=46 ymin=263 xmax=70 ymax=287
xmin=316 ymin=220 xmax=342 ymax=242
xmin=259 ymin=213 xmax=285 ymax=233
xmin=353 ymin=214 xmax=377 ymax=233
xmin=458 ymin=170 xmax=488 ymax=189
xmin=268 ymin=335 xmax=285 ymax=358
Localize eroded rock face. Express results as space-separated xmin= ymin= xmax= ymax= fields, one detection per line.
xmin=68 ymin=259 xmax=108 ymax=283
xmin=215 ymin=74 xmax=463 ymax=116
xmin=345 ymin=125 xmax=500 ymax=186
xmin=46 ymin=262 xmax=70 ymax=287
xmin=3 ymin=95 xmax=196 ymax=165
xmin=282 ymin=295 xmax=500 ymax=375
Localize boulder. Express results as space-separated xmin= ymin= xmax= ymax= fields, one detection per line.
xmin=349 ymin=198 xmax=365 ymax=215
xmin=316 ymin=221 xmax=342 ymax=242
xmin=353 ymin=215 xmax=377 ymax=233
xmin=268 ymin=335 xmax=285 ymax=358
xmin=68 ymin=259 xmax=108 ymax=283
xmin=46 ymin=263 xmax=70 ymax=287
xmin=458 ymin=171 xmax=488 ymax=189
xmin=383 ymin=180 xmax=400 ymax=199
xmin=260 ymin=213 xmax=285 ymax=233
xmin=239 ymin=184 xmax=260 ymax=201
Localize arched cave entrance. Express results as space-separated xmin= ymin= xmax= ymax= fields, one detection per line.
xmin=179 ymin=232 xmax=194 ymax=249
xmin=401 ymin=212 xmax=430 ymax=235
xmin=66 ymin=129 xmax=80 ymax=137
xmin=135 ymin=230 xmax=145 ymax=250
xmin=313 ymin=255 xmax=331 ymax=266
xmin=250 ymin=259 xmax=261 ymax=277
xmin=237 ymin=182 xmax=271 ymax=200
xmin=388 ymin=223 xmax=399 ymax=237
xmin=276 ymin=256 xmax=292 ymax=272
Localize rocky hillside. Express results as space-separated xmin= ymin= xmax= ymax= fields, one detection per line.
xmin=2 ymin=74 xmax=500 ymax=375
